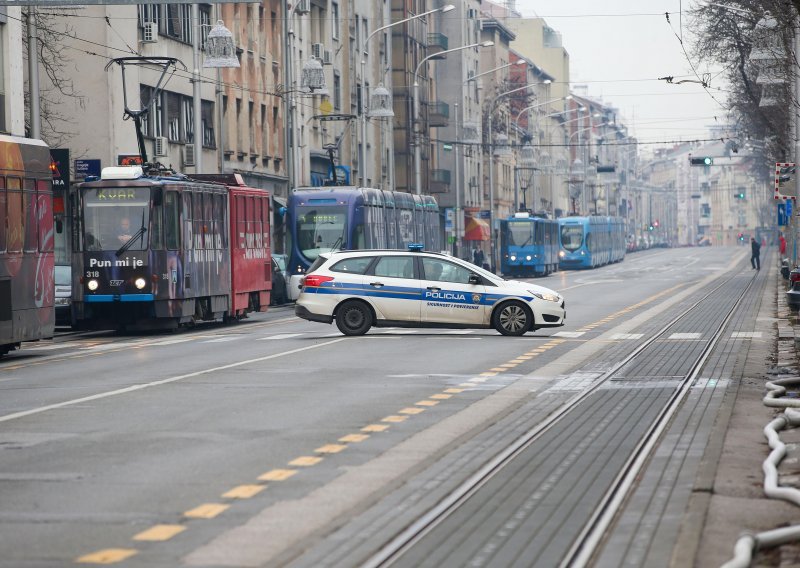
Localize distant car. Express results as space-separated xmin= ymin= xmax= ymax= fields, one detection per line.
xmin=54 ymin=264 xmax=72 ymax=326
xmin=295 ymin=247 xmax=566 ymax=336
xmin=271 ymin=254 xmax=289 ymax=305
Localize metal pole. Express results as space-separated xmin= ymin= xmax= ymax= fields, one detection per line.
xmin=192 ymin=4 xmax=203 ymax=173
xmin=794 ymin=18 xmax=800 ymax=266
xmin=454 ymin=102 xmax=460 ymax=258
xmin=488 ymin=112 xmax=495 ymax=272
xmin=414 ymin=80 xmax=421 ymax=195
xmin=360 ymin=56 xmax=367 ymax=186
xmin=27 ymin=8 xmax=40 ymax=139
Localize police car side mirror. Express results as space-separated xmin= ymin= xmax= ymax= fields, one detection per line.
xmin=468 ymin=274 xmax=481 ymax=285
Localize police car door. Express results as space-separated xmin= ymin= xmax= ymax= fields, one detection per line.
xmin=364 ymin=255 xmax=421 ymax=322
xmin=420 ymin=257 xmax=486 ymax=325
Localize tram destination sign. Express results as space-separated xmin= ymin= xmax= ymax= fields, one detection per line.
xmin=0 ymin=0 xmax=257 ymax=5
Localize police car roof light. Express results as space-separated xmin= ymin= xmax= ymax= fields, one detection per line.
xmin=408 ymin=243 xmax=424 ymax=252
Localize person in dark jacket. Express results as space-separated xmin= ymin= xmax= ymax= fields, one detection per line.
xmin=751 ymin=237 xmax=761 ymax=270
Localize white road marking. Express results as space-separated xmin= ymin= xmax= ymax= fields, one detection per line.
xmin=610 ymin=333 xmax=644 ymax=340
xmin=374 ymin=330 xmax=418 ymax=334
xmin=257 ymin=333 xmax=303 ymax=341
xmin=553 ymin=331 xmax=585 ymax=338
xmin=444 ymin=330 xmax=475 ymax=334
xmin=668 ymin=332 xmax=702 ymax=340
xmin=0 ymin=339 xmax=346 ymax=424
xmin=731 ymin=332 xmax=762 ymax=339
xmin=202 ymin=337 xmax=240 ymax=343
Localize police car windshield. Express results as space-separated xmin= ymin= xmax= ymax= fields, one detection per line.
xmin=296 ymin=206 xmax=347 ymax=262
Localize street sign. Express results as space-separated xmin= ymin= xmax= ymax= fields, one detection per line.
xmin=775 ymin=162 xmax=797 ymax=200
xmin=50 ymin=149 xmax=70 ymax=191
xmin=442 ymin=143 xmax=453 ymax=151
xmin=75 ymin=159 xmax=101 ymax=181
xmin=788 ymin=198 xmax=793 ymax=218
xmin=779 ymin=202 xmax=787 ymax=226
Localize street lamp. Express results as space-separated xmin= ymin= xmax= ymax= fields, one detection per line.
xmin=515 ymin=141 xmax=536 ymax=211
xmin=567 ymin=122 xmax=609 ymax=214
xmin=359 ymin=4 xmax=455 ymax=186
xmin=464 ymin=59 xmax=527 ymax=85
xmin=512 ymin=95 xmax=574 ymax=128
xmin=413 ymin=40 xmax=494 ymax=195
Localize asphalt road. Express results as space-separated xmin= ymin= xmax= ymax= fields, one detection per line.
xmin=0 ymin=246 xmax=750 ymax=567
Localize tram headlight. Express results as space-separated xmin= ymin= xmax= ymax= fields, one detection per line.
xmin=510 ymin=255 xmax=517 ymax=262
xmin=526 ymin=255 xmax=532 ymax=261
xmin=87 ymin=279 xmax=99 ymax=291
xmin=134 ymin=277 xmax=147 ymax=290
xmin=559 ymin=251 xmax=566 ymax=258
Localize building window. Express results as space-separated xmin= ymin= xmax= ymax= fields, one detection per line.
xmin=331 ymin=2 xmax=339 ymax=40
xmin=183 ymin=98 xmax=194 ymax=143
xmin=202 ymin=100 xmax=215 ymax=148
xmin=166 ymin=92 xmax=182 ymax=141
xmin=138 ymin=4 xmax=211 ymax=45
xmin=333 ymin=72 xmax=341 ymax=111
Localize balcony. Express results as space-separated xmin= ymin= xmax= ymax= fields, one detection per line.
xmin=427 ymin=33 xmax=448 ymax=56
xmin=428 ymin=100 xmax=450 ymax=127
xmin=429 ymin=168 xmax=451 ymax=193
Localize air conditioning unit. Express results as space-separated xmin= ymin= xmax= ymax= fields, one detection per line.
xmin=322 ymin=50 xmax=333 ymax=66
xmin=182 ymin=144 xmax=196 ymax=167
xmin=311 ymin=43 xmax=324 ymax=59
xmin=294 ymin=0 xmax=310 ymax=15
xmin=154 ymin=136 xmax=168 ymax=157
xmin=142 ymin=22 xmax=158 ymax=44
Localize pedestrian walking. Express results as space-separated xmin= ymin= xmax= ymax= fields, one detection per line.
xmin=780 ymin=233 xmax=787 ymax=256
xmin=750 ymin=237 xmax=761 ymax=270
xmin=473 ymin=247 xmax=484 ymax=267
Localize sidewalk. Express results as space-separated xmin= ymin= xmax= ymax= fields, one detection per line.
xmin=692 ymin=262 xmax=800 ymax=567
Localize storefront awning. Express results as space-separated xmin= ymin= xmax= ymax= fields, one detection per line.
xmin=464 ymin=216 xmax=490 ymax=241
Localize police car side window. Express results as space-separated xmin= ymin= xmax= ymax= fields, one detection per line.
xmin=330 ymin=257 xmax=375 ymax=275
xmin=373 ymin=256 xmax=415 ymax=279
xmin=422 ymin=258 xmax=471 ymax=284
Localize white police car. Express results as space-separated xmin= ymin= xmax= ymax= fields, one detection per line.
xmin=295 ymin=246 xmax=565 ymax=336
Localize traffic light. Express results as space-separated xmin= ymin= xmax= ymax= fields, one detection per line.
xmin=648 ymin=224 xmax=654 ymax=231
xmin=653 ymin=219 xmax=660 ymax=228
xmin=734 ymin=191 xmax=745 ymax=199
xmin=690 ymin=156 xmax=714 ymax=166
xmin=738 ymin=233 xmax=745 ymax=242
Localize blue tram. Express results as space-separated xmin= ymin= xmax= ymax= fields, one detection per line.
xmin=286 ymin=186 xmax=440 ymax=299
xmin=499 ymin=213 xmax=560 ymax=277
xmin=558 ymin=216 xmax=626 ymax=269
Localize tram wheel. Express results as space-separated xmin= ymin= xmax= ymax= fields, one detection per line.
xmin=492 ymin=301 xmax=532 ymax=336
xmin=335 ymin=300 xmax=373 ymax=336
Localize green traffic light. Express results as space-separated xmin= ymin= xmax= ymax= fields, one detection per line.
xmin=704 ymin=157 xmax=713 ymax=165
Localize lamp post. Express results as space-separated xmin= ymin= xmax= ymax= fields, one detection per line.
xmin=413 ymin=40 xmax=494 ymax=195
xmin=514 ymin=141 xmax=536 ymax=211
xmin=359 ymin=4 xmax=454 ymax=187
xmin=464 ymin=59 xmax=527 ymax=86
xmin=567 ymin=122 xmax=608 ymax=214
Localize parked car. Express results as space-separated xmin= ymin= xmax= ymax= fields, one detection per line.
xmin=271 ymin=253 xmax=289 ymax=305
xmin=54 ymin=264 xmax=72 ymax=326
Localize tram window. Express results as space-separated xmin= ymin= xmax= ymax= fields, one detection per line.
xmin=37 ymin=190 xmax=53 ymax=253
xmin=165 ymin=191 xmax=180 ymax=250
xmin=236 ymin=196 xmax=246 ymax=249
xmin=6 ymin=184 xmax=22 ymax=252
xmin=253 ymin=197 xmax=262 ymax=249
xmin=151 ymin=197 xmax=164 ymax=250
xmin=0 ymin=179 xmax=5 ymax=252
xmin=203 ymin=191 xmax=214 ymax=249
xmin=193 ymin=192 xmax=204 ymax=249
xmin=23 ymin=187 xmax=37 ymax=252
xmin=183 ymin=192 xmax=193 ymax=250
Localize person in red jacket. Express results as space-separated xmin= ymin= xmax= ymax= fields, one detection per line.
xmin=780 ymin=233 xmax=787 ymax=256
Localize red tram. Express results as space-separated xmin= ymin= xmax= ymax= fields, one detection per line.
xmin=72 ymin=168 xmax=271 ymax=330
xmin=0 ymin=135 xmax=55 ymax=356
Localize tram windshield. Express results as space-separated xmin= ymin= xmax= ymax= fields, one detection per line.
xmin=507 ymin=222 xmax=534 ymax=247
xmin=296 ymin=206 xmax=347 ymax=262
xmin=82 ymin=187 xmax=150 ymax=251
xmin=560 ymin=225 xmax=584 ymax=252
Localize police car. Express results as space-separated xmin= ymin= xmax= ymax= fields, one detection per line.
xmin=295 ymin=246 xmax=566 ymax=336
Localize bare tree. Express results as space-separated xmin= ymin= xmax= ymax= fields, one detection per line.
xmin=22 ymin=8 xmax=86 ymax=147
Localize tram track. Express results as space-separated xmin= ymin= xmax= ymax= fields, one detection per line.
xmin=362 ymin=269 xmax=758 ymax=568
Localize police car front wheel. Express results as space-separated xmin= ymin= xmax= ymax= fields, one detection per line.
xmin=493 ymin=301 xmax=533 ymax=336
xmin=336 ymin=300 xmax=373 ymax=336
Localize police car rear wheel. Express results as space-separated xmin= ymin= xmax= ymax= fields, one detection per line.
xmin=493 ymin=301 xmax=532 ymax=336
xmin=336 ymin=300 xmax=373 ymax=336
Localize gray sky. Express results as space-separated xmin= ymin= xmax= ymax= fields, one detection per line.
xmin=514 ymin=0 xmax=728 ymax=147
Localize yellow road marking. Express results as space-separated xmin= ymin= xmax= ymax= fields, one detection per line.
xmin=509 ymin=359 xmax=526 ymax=364
xmin=258 ymin=469 xmax=297 ymax=481
xmin=289 ymin=456 xmax=323 ymax=466
xmin=499 ymin=363 xmax=518 ymax=368
xmin=184 ymin=503 xmax=230 ymax=519
xmin=489 ymin=367 xmax=507 ymax=372
xmin=416 ymin=400 xmax=439 ymax=406
xmin=382 ymin=415 xmax=408 ymax=423
xmin=444 ymin=388 xmax=464 ymax=394
xmin=223 ymin=485 xmax=266 ymax=499
xmin=76 ymin=548 xmax=138 ymax=564
xmin=399 ymin=407 xmax=425 ymax=415
xmin=315 ymin=444 xmax=347 ymax=454
xmin=339 ymin=434 xmax=369 ymax=443
xmin=431 ymin=394 xmax=452 ymax=400
xmin=133 ymin=524 xmax=186 ymax=541
xmin=362 ymin=424 xmax=389 ymax=432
